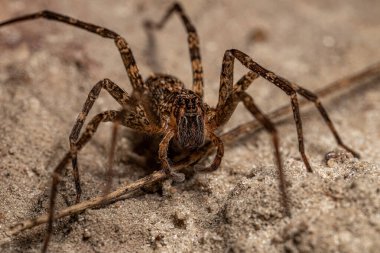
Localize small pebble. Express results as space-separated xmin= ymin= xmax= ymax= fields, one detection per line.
xmin=82 ymin=228 xmax=91 ymax=240
xmin=8 ymin=148 xmax=15 ymax=155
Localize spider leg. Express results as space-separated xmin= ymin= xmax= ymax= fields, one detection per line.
xmin=293 ymin=85 xmax=360 ymax=158
xmin=145 ymin=2 xmax=204 ymax=97
xmin=214 ymin=68 xmax=260 ymax=127
xmin=194 ymin=132 xmax=224 ymax=172
xmin=45 ymin=103 xmax=159 ymax=252
xmin=159 ymin=130 xmax=186 ymax=182
xmin=0 ymin=11 xmax=146 ymax=92
xmin=215 ymin=50 xmax=312 ymax=171
xmin=191 ymin=72 xmax=258 ymax=174
xmin=70 ymin=111 xmax=122 ymax=201
xmin=69 ymin=79 xmax=130 ymax=203
xmin=44 ymin=110 xmax=122 ymax=253
xmin=69 ymin=78 xmax=160 ymax=202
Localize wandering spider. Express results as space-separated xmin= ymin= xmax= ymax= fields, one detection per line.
xmin=0 ymin=2 xmax=368 ymax=252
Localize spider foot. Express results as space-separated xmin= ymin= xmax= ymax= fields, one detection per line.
xmin=340 ymin=144 xmax=361 ymax=159
xmin=171 ymin=172 xmax=186 ymax=182
xmin=163 ymin=168 xmax=185 ymax=182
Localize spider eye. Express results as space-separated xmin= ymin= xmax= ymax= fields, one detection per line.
xmin=178 ymin=97 xmax=185 ymax=105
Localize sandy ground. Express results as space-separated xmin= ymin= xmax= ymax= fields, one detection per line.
xmin=0 ymin=0 xmax=379 ymax=252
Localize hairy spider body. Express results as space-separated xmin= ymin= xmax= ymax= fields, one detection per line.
xmin=142 ymin=74 xmax=206 ymax=150
xmin=0 ymin=2 xmax=360 ymax=252
xmin=120 ymin=73 xmax=212 ymax=182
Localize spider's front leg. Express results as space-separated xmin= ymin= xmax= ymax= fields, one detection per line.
xmin=158 ymin=130 xmax=186 ymax=182
xmin=211 ymin=55 xmax=291 ymax=214
xmin=193 ymin=131 xmax=224 ymax=172
xmin=211 ymin=49 xmax=360 ymax=215
xmin=158 ymin=127 xmax=224 ymax=181
xmin=226 ymin=49 xmax=360 ymax=160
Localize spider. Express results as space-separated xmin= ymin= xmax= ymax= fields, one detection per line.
xmin=0 ymin=2 xmax=359 ymax=252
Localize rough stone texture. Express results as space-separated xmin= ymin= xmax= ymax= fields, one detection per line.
xmin=0 ymin=0 xmax=379 ymax=252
